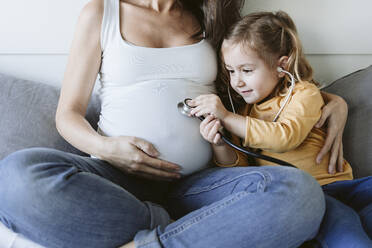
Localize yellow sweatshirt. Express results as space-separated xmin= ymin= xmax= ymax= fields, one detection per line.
xmin=222 ymin=81 xmax=353 ymax=186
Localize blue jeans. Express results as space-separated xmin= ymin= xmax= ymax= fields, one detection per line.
xmin=316 ymin=177 xmax=372 ymax=247
xmin=0 ymin=148 xmax=325 ymax=248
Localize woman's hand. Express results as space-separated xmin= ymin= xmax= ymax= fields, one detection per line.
xmin=189 ymin=94 xmax=229 ymax=120
xmin=98 ymin=136 xmax=181 ymax=181
xmin=200 ymin=115 xmax=224 ymax=145
xmin=316 ymin=92 xmax=348 ymax=174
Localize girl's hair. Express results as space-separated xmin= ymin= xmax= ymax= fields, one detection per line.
xmin=178 ymin=0 xmax=245 ymax=50
xmin=218 ymin=11 xmax=317 ymax=109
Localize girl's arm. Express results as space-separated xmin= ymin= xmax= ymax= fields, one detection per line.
xmin=199 ymin=115 xmax=238 ymax=166
xmin=191 ymin=84 xmax=324 ymax=153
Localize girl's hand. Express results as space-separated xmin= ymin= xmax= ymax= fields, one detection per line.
xmin=200 ymin=115 xmax=224 ymax=145
xmin=189 ymin=94 xmax=229 ymax=120
xmin=98 ymin=136 xmax=181 ymax=181
xmin=315 ymin=92 xmax=348 ymax=174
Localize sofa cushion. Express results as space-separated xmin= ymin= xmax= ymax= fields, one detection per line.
xmin=324 ymin=65 xmax=372 ymax=178
xmin=0 ymin=73 xmax=100 ymax=160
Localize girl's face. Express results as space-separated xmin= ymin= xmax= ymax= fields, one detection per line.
xmin=221 ymin=41 xmax=279 ymax=104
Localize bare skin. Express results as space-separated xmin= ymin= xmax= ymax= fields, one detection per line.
xmin=56 ymin=0 xmax=201 ymax=246
xmin=56 ymin=0 xmax=201 ymax=181
xmin=56 ymin=0 xmax=348 ymax=247
xmin=121 ymin=241 xmax=136 ymax=248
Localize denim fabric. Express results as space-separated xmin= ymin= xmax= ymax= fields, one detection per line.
xmin=0 ymin=148 xmax=171 ymax=248
xmin=316 ymin=177 xmax=372 ymax=247
xmin=135 ymin=166 xmax=325 ymax=248
xmin=0 ymin=148 xmax=325 ymax=248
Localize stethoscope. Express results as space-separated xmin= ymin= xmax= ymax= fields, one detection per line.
xmin=177 ymin=67 xmax=297 ymax=168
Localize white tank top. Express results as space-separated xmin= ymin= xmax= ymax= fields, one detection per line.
xmin=97 ymin=0 xmax=218 ymax=175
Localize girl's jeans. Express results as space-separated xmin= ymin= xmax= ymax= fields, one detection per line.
xmin=316 ymin=177 xmax=372 ymax=247
xmin=0 ymin=148 xmax=325 ymax=248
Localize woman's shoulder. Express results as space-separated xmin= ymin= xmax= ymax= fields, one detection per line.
xmin=72 ymin=0 xmax=104 ymax=46
xmin=78 ymin=0 xmax=104 ymax=28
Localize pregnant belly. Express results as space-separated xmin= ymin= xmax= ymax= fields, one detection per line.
xmin=97 ymin=80 xmax=214 ymax=175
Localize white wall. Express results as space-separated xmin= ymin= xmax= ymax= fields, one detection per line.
xmin=0 ymin=0 xmax=89 ymax=86
xmin=0 ymin=0 xmax=371 ymax=87
xmin=242 ymin=0 xmax=372 ymax=85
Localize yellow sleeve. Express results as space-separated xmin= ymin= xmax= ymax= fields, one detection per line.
xmin=244 ymin=83 xmax=324 ymax=153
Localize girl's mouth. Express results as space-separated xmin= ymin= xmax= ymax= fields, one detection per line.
xmin=241 ymin=89 xmax=253 ymax=94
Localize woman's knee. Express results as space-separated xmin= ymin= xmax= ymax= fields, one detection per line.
xmin=0 ymin=148 xmax=75 ymax=209
xmin=285 ymin=168 xmax=325 ymax=213
xmin=0 ymin=148 xmax=63 ymax=182
xmin=267 ymin=167 xmax=325 ymax=241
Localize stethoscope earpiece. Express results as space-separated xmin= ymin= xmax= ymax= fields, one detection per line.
xmin=272 ymin=67 xmax=296 ymax=122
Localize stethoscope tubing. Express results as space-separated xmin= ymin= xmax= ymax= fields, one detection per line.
xmin=195 ymin=115 xmax=297 ymax=168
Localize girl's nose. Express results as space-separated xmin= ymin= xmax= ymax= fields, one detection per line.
xmin=232 ymin=74 xmax=245 ymax=88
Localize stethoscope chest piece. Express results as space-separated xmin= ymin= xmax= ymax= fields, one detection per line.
xmin=177 ymin=98 xmax=193 ymax=116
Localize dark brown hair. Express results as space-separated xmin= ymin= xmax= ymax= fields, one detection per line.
xmin=218 ymin=11 xmax=317 ymax=110
xmin=178 ymin=1 xmax=245 ymax=112
xmin=178 ymin=0 xmax=245 ymax=50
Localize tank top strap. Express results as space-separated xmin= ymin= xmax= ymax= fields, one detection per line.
xmin=101 ymin=0 xmax=120 ymax=53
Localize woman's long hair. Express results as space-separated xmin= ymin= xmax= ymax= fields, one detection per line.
xmin=178 ymin=0 xmax=245 ymax=50
xmin=178 ymin=0 xmax=245 ymax=111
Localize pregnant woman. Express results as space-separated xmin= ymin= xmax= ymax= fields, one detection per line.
xmin=0 ymin=0 xmax=347 ymax=247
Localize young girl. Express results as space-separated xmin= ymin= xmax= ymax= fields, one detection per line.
xmin=190 ymin=11 xmax=372 ymax=247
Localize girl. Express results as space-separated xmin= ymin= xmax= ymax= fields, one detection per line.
xmin=190 ymin=10 xmax=372 ymax=247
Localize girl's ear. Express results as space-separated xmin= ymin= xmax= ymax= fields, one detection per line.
xmin=277 ymin=56 xmax=289 ymax=78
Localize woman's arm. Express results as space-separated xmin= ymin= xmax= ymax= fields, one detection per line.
xmin=56 ymin=0 xmax=180 ymax=180
xmin=56 ymin=0 xmax=104 ymax=157
xmin=316 ymin=91 xmax=348 ymax=174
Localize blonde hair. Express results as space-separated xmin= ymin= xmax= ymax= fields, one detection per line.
xmin=217 ymin=11 xmax=317 ymax=107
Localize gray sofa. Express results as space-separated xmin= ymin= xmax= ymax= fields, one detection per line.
xmin=0 ymin=65 xmax=371 ymax=247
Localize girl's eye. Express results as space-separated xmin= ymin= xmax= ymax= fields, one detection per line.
xmin=243 ymin=69 xmax=252 ymax=73
xmin=227 ymin=70 xmax=235 ymax=74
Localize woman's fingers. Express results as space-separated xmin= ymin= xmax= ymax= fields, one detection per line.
xmin=131 ymin=162 xmax=181 ymax=179
xmin=129 ymin=137 xmax=181 ymax=174
xmin=315 ymin=104 xmax=330 ymax=128
xmin=130 ymin=137 xmax=159 ymax=157
xmin=123 ymin=152 xmax=181 ymax=180
xmin=337 ymin=139 xmax=344 ymax=172
xmin=316 ymin=125 xmax=336 ymax=164
xmin=327 ymin=133 xmax=342 ymax=174
xmin=144 ymin=155 xmax=181 ymax=172
xmin=125 ymin=165 xmax=180 ymax=181
xmin=328 ymin=144 xmax=338 ymax=175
